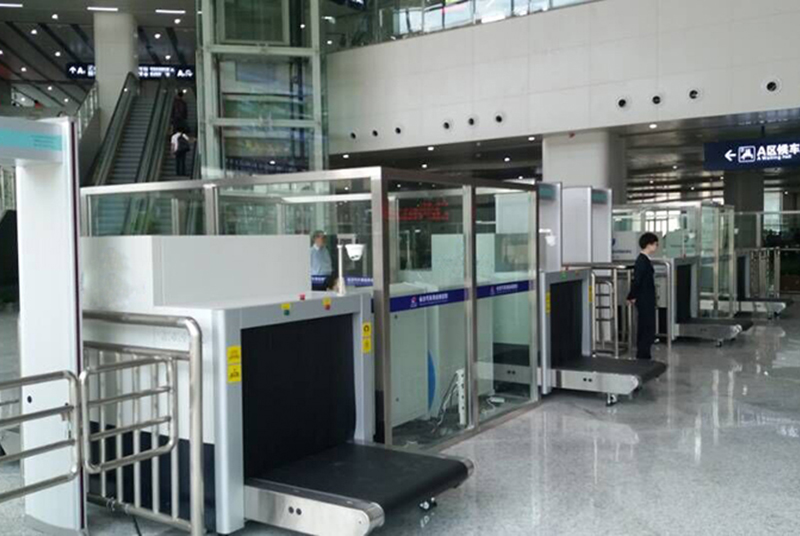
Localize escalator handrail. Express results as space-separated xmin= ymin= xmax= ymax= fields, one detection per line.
xmin=88 ymin=72 xmax=139 ymax=186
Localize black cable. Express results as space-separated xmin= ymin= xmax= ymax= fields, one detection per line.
xmin=132 ymin=516 xmax=143 ymax=536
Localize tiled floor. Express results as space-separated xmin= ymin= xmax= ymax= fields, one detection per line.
xmin=2 ymin=308 xmax=800 ymax=535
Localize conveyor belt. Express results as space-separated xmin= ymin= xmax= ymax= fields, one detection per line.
xmin=558 ymin=356 xmax=667 ymax=384
xmin=739 ymin=297 xmax=793 ymax=305
xmin=249 ymin=443 xmax=471 ymax=513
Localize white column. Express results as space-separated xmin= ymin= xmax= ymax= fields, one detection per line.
xmin=543 ymin=130 xmax=627 ymax=204
xmin=94 ymin=12 xmax=138 ymax=135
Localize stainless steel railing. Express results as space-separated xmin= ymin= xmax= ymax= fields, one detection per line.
xmin=0 ymin=371 xmax=81 ymax=503
xmin=82 ymin=311 xmax=204 ymax=536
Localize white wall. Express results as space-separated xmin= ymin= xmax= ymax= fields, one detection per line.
xmin=328 ymin=0 xmax=800 ymax=153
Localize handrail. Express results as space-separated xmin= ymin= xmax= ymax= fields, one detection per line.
xmin=83 ymin=310 xmax=204 ymax=536
xmin=89 ymin=72 xmax=139 ymax=186
xmin=0 ymin=370 xmax=81 ymax=504
xmin=75 ymin=81 xmax=100 ymax=141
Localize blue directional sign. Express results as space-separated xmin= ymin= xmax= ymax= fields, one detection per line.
xmin=705 ymin=138 xmax=800 ymax=171
xmin=66 ymin=63 xmax=195 ymax=80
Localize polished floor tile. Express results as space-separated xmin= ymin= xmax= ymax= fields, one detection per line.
xmin=2 ymin=308 xmax=800 ymax=535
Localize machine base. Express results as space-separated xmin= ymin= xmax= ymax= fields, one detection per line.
xmin=677 ymin=318 xmax=751 ymax=345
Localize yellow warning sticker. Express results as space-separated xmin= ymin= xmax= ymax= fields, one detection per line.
xmin=589 ymin=286 xmax=594 ymax=304
xmin=227 ymin=364 xmax=242 ymax=384
xmin=545 ymin=291 xmax=551 ymax=314
xmin=227 ymin=346 xmax=242 ymax=365
xmin=362 ymin=322 xmax=372 ymax=338
xmin=362 ymin=337 xmax=372 ymax=354
xmin=323 ymin=297 xmax=332 ymax=308
xmin=281 ymin=303 xmax=291 ymax=311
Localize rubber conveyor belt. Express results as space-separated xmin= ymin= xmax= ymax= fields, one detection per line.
xmin=550 ymin=356 xmax=667 ymax=405
xmin=249 ymin=443 xmax=472 ymax=513
xmin=558 ymin=356 xmax=667 ymax=384
xmin=244 ymin=443 xmax=472 ymax=536
xmin=683 ymin=317 xmax=754 ymax=331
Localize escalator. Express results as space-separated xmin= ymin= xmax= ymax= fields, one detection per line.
xmin=88 ymin=74 xmax=198 ymax=236
xmin=160 ymin=90 xmax=198 ymax=179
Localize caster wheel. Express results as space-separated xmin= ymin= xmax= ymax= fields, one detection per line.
xmin=420 ymin=501 xmax=432 ymax=512
xmin=430 ymin=498 xmax=438 ymax=508
xmin=715 ymin=340 xmax=723 ymax=348
xmin=606 ymin=394 xmax=618 ymax=407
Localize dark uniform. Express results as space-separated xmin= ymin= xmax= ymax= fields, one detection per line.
xmin=628 ymin=253 xmax=656 ymax=360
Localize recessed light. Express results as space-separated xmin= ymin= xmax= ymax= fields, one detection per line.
xmin=649 ymin=123 xmax=658 ymax=129
xmin=20 ymin=66 xmax=26 ymax=72
xmin=326 ymin=40 xmax=333 ymax=45
xmin=518 ymin=175 xmax=524 ymax=180
xmin=528 ymin=136 xmax=536 ymax=141
xmin=672 ymin=165 xmax=678 ymax=170
xmin=0 ymin=3 xmax=24 ymax=8
xmin=269 ymin=160 xmax=276 ymax=165
xmin=47 ymin=86 xmax=52 ymax=91
xmin=165 ymin=54 xmax=172 ymax=60
xmin=30 ymin=29 xmax=38 ymax=35
xmin=504 ymin=156 xmax=511 ymax=162
xmin=51 ymin=13 xmax=58 ymax=19
xmin=155 ymin=9 xmax=186 ymax=14
xmin=342 ymin=154 xmax=350 ymax=159
xmin=0 ymin=50 xmax=4 ymax=55
xmin=300 ymin=23 xmax=305 ymax=29
xmin=174 ymin=18 xmax=181 ymax=24
xmin=421 ymin=164 xmax=428 ymax=169
xmin=427 ymin=146 xmax=435 ymax=151
xmin=19 ymin=96 xmax=25 ymax=101
xmin=691 ymin=186 xmax=695 ymax=191
xmin=154 ymin=33 xmax=162 ymax=39
xmin=64 ymin=98 xmax=69 ymax=103
xmin=87 ymin=6 xmax=120 ymax=12
xmin=54 ymin=51 xmax=61 ymax=57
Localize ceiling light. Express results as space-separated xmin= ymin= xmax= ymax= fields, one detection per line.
xmin=504 ymin=156 xmax=511 ymax=162
xmin=47 ymin=86 xmax=52 ymax=91
xmin=528 ymin=136 xmax=536 ymax=141
xmin=421 ymin=164 xmax=428 ymax=169
xmin=54 ymin=51 xmax=61 ymax=57
xmin=87 ymin=6 xmax=120 ymax=12
xmin=649 ymin=123 xmax=658 ymax=129
xmin=269 ymin=160 xmax=276 ymax=165
xmin=51 ymin=13 xmax=58 ymax=19
xmin=64 ymin=98 xmax=69 ymax=103
xmin=785 ymin=191 xmax=789 ymax=195
xmin=20 ymin=66 xmax=26 ymax=72
xmin=0 ymin=50 xmax=4 ymax=55
xmin=691 ymin=186 xmax=695 ymax=191
xmin=154 ymin=33 xmax=162 ymax=39
xmin=19 ymin=96 xmax=25 ymax=101
xmin=672 ymin=165 xmax=678 ymax=170
xmin=0 ymin=3 xmax=24 ymax=8
xmin=326 ymin=40 xmax=333 ymax=45
xmin=427 ymin=146 xmax=435 ymax=151
xmin=650 ymin=180 xmax=654 ymax=184
xmin=155 ymin=9 xmax=186 ymax=14
xmin=174 ymin=18 xmax=181 ymax=24
xmin=518 ymin=175 xmax=524 ymax=180
xmin=165 ymin=54 xmax=172 ymax=60
xmin=30 ymin=28 xmax=37 ymax=35
xmin=300 ymin=23 xmax=306 ymax=29
xmin=342 ymin=154 xmax=350 ymax=159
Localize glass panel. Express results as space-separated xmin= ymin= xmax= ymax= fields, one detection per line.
xmin=219 ymin=56 xmax=314 ymax=121
xmin=699 ymin=206 xmax=717 ymax=315
xmin=219 ymin=0 xmax=310 ymax=46
xmin=476 ymin=188 xmax=536 ymax=422
xmin=475 ymin=0 xmax=510 ymax=24
xmin=217 ymin=177 xmax=374 ymax=288
xmin=221 ymin=126 xmax=314 ymax=174
xmin=387 ymin=182 xmax=467 ymax=447
xmin=87 ymin=191 xmax=206 ymax=236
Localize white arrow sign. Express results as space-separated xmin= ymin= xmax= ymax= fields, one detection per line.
xmin=725 ymin=149 xmax=736 ymax=162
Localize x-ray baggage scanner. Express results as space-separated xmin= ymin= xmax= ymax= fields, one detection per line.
xmin=540 ymin=184 xmax=665 ymax=405
xmin=80 ymin=236 xmax=472 ymax=536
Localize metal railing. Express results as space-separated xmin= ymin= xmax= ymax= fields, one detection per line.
xmin=89 ymin=72 xmax=139 ymax=186
xmin=0 ymin=371 xmax=81 ymax=503
xmin=82 ymin=311 xmax=204 ymax=536
xmin=564 ymin=262 xmax=634 ymax=358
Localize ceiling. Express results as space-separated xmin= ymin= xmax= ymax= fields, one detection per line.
xmin=330 ymin=108 xmax=800 ymax=202
xmin=0 ymin=0 xmax=196 ymax=110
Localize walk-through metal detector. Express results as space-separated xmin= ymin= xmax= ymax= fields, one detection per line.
xmin=540 ymin=184 xmax=665 ymax=406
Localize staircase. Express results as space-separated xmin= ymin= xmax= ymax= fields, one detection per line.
xmin=160 ymin=92 xmax=198 ymax=179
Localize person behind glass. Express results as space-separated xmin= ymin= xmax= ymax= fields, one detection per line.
xmin=170 ymin=127 xmax=191 ymax=176
xmin=310 ymin=231 xmax=333 ymax=290
xmin=627 ymin=232 xmax=659 ymax=360
xmin=172 ymin=90 xmax=188 ymax=133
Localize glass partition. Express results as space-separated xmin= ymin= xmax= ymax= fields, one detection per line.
xmin=80 ymin=168 xmax=539 ymax=448
xmin=475 ymin=188 xmax=536 ymax=423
